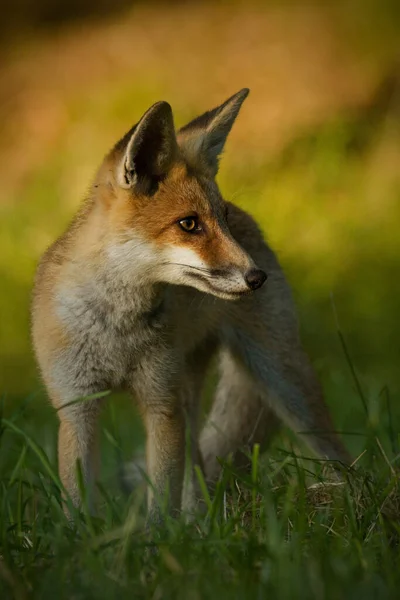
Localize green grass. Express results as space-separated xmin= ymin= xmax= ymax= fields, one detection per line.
xmin=1 ymin=380 xmax=400 ymax=599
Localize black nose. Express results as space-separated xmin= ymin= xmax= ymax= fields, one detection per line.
xmin=245 ymin=268 xmax=267 ymax=291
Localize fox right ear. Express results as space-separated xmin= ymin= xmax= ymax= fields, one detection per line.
xmin=116 ymin=101 xmax=178 ymax=194
xmin=177 ymin=88 xmax=249 ymax=178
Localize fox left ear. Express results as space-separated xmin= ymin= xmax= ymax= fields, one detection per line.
xmin=117 ymin=101 xmax=178 ymax=194
xmin=177 ymin=88 xmax=249 ymax=177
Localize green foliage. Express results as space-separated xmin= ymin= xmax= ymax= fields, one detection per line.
xmin=0 ymin=393 xmax=399 ymax=599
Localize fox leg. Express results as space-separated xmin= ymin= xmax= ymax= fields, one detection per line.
xmin=123 ymin=395 xmax=200 ymax=517
xmin=55 ymin=395 xmax=101 ymax=514
xmin=227 ymin=332 xmax=352 ymax=467
xmin=141 ymin=404 xmax=185 ymax=522
xmin=266 ymin=346 xmax=352 ymax=466
xmin=180 ymin=381 xmax=204 ymax=517
xmin=200 ymin=348 xmax=281 ymax=484
xmin=180 ymin=346 xmax=215 ymax=516
xmin=134 ymin=342 xmax=215 ymax=522
xmin=133 ymin=353 xmax=187 ymax=523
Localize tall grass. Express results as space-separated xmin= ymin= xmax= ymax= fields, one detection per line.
xmin=1 ymin=363 xmax=399 ymax=599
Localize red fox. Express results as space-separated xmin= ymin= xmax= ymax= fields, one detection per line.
xmin=31 ymin=89 xmax=351 ymax=522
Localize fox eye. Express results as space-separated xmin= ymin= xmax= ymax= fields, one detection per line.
xmin=178 ymin=217 xmax=202 ymax=233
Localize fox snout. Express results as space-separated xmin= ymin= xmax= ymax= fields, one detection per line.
xmin=185 ymin=258 xmax=267 ymax=300
xmin=245 ymin=268 xmax=267 ymax=291
xmin=209 ymin=237 xmax=267 ymax=298
xmin=210 ymin=267 xmax=267 ymax=291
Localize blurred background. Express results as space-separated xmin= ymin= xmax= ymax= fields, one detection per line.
xmin=0 ymin=0 xmax=399 ymax=457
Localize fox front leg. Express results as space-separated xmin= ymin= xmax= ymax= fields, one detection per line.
xmin=56 ymin=395 xmax=101 ymax=516
xmin=141 ymin=405 xmax=186 ymax=523
xmin=133 ymin=353 xmax=186 ymax=524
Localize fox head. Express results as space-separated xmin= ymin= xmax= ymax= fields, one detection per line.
xmin=98 ymin=89 xmax=267 ymax=300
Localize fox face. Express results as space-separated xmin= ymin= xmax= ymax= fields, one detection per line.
xmin=99 ymin=89 xmax=267 ymax=300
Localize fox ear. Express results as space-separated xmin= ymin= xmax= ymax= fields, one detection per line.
xmin=117 ymin=101 xmax=178 ymax=194
xmin=177 ymin=88 xmax=249 ymax=177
